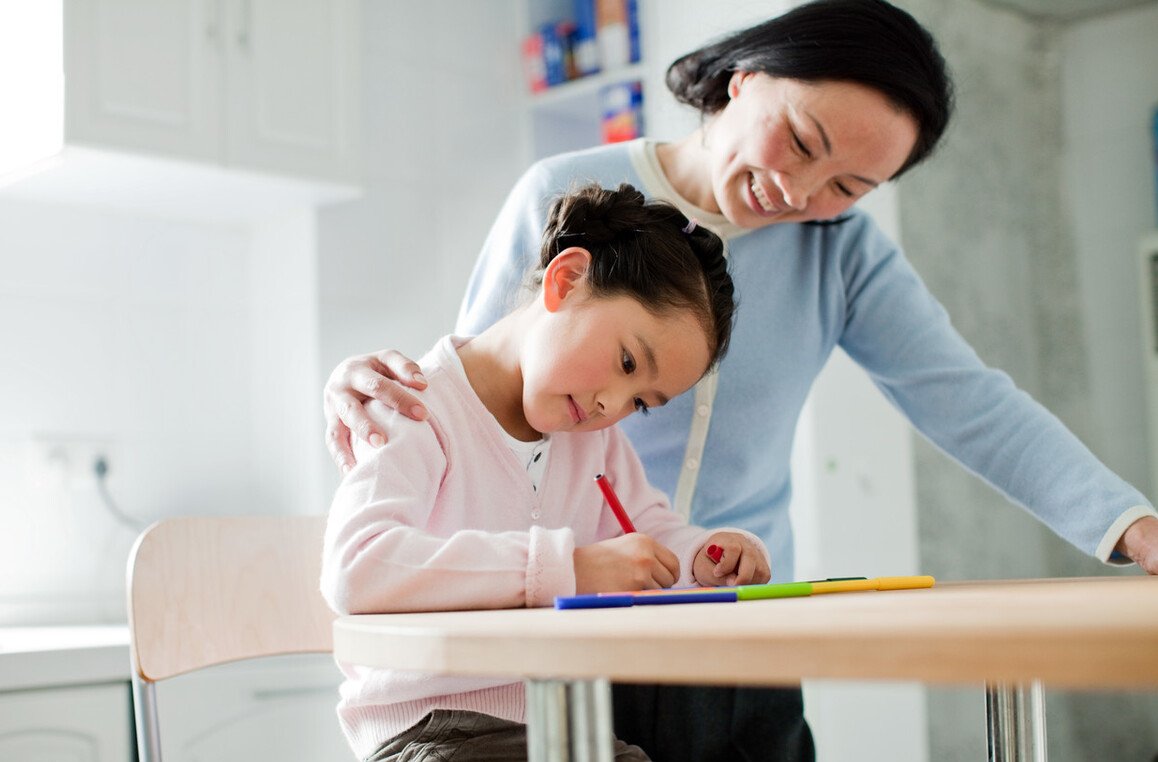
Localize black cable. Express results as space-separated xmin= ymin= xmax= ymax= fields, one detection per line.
xmin=93 ymin=456 xmax=145 ymax=530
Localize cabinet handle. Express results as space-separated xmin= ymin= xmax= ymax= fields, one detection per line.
xmin=236 ymin=0 xmax=252 ymax=51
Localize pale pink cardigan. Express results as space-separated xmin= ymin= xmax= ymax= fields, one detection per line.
xmin=321 ymin=336 xmax=767 ymax=758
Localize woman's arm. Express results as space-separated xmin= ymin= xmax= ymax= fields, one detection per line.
xmin=837 ymin=215 xmax=1158 ymax=569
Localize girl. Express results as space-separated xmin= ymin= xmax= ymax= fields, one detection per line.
xmin=320 ymin=183 xmax=770 ymax=762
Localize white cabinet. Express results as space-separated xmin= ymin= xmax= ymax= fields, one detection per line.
xmin=0 ymin=628 xmax=348 ymax=761
xmin=154 ymin=654 xmax=349 ymax=762
xmin=0 ymin=683 xmax=134 ymax=761
xmin=64 ymin=0 xmax=360 ymax=184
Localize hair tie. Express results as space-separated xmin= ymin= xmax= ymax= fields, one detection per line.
xmin=682 ymin=218 xmax=698 ymax=234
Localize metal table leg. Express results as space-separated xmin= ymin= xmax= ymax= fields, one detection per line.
xmin=526 ymin=678 xmax=615 ymax=762
xmin=986 ymin=681 xmax=1047 ymax=761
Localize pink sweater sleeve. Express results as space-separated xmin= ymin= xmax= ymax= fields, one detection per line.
xmin=321 ymin=401 xmax=576 ymax=615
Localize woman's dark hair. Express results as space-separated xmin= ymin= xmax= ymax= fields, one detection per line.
xmin=666 ymin=0 xmax=954 ymax=177
xmin=538 ymin=182 xmax=735 ymax=369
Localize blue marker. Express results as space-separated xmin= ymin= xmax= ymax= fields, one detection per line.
xmin=633 ymin=589 xmax=737 ymax=605
xmin=555 ymin=589 xmax=738 ymax=609
xmin=555 ymin=593 xmax=634 ymax=610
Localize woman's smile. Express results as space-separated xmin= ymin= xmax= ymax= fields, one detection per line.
xmin=748 ymin=173 xmax=784 ymax=216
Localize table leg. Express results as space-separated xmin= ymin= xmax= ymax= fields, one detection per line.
xmin=986 ymin=681 xmax=1047 ymax=761
xmin=525 ymin=678 xmax=615 ymax=761
xmin=569 ymin=679 xmax=614 ymax=762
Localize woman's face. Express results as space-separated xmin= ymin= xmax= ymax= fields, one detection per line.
xmin=705 ymin=73 xmax=920 ymax=228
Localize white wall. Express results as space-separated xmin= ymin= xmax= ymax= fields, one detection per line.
xmin=316 ymin=0 xmax=525 ymax=375
xmin=0 ymin=0 xmax=527 ymax=627
xmin=0 ymin=200 xmax=259 ymax=624
xmin=1062 ymin=2 xmax=1158 ymax=498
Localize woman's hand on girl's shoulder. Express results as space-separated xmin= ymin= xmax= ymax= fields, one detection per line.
xmin=693 ymin=532 xmax=771 ymax=588
xmin=323 ymin=348 xmax=430 ymax=473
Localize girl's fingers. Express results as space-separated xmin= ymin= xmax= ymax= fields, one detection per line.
xmin=646 ymin=542 xmax=680 ymax=589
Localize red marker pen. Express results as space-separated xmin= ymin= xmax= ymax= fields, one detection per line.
xmin=594 ymin=473 xmax=636 ymax=534
xmin=706 ymin=544 xmax=723 ymax=564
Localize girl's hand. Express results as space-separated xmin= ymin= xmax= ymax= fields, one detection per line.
xmin=693 ymin=532 xmax=771 ymax=587
xmin=323 ymin=349 xmax=429 ymax=473
xmin=573 ymin=535 xmax=680 ymax=594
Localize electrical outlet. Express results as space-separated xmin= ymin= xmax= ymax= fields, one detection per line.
xmin=26 ymin=434 xmax=119 ymax=490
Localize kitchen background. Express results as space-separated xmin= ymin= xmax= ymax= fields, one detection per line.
xmin=1 ymin=0 xmax=1156 ymax=760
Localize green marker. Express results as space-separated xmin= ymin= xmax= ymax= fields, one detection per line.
xmin=735 ymin=581 xmax=814 ymax=600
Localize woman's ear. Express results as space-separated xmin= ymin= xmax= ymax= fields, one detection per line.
xmin=542 ymin=247 xmax=592 ymax=313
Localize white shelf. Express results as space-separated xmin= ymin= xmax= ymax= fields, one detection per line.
xmin=529 ymin=63 xmax=646 ymax=111
xmin=0 ymin=146 xmax=360 ymax=224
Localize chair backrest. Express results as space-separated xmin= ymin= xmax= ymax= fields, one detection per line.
xmin=127 ymin=514 xmax=336 ymax=762
xmin=127 ymin=514 xmax=335 ymax=683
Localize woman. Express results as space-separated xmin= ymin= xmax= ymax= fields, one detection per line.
xmin=323 ymin=1 xmax=1158 ymax=759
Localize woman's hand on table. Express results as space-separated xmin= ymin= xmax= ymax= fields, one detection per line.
xmin=693 ymin=532 xmax=771 ymax=587
xmin=1117 ymin=515 xmax=1158 ymax=575
xmin=324 ymin=349 xmax=429 ymax=472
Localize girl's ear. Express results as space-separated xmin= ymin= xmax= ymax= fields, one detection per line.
xmin=542 ymin=247 xmax=592 ymax=313
xmin=727 ymin=70 xmax=754 ymax=100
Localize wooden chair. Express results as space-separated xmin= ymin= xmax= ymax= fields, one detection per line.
xmin=126 ymin=515 xmax=336 ymax=762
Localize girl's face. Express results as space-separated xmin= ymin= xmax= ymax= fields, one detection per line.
xmin=520 ymin=251 xmax=711 ymax=435
xmin=705 ymin=73 xmax=920 ymax=228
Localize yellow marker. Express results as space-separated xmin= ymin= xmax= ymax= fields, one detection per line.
xmin=811 ymin=575 xmax=935 ymax=594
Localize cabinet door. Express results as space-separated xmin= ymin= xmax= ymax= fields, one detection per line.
xmin=65 ymin=0 xmax=223 ymax=161
xmin=223 ymin=0 xmax=359 ymax=183
xmin=0 ymin=683 xmax=134 ymax=761
xmin=155 ymin=654 xmax=349 ymax=762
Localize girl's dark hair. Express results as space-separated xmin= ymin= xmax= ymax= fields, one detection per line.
xmin=666 ymin=0 xmax=954 ymax=177
xmin=538 ymin=183 xmax=734 ymax=369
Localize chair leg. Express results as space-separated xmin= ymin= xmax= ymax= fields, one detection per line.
xmin=132 ymin=674 xmax=163 ymax=762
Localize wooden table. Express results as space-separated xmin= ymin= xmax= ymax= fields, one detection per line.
xmin=334 ymin=577 xmax=1158 ymax=761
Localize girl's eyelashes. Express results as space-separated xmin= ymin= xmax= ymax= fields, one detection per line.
xmin=834 ymin=181 xmax=854 ymax=197
xmin=622 ymin=349 xmax=649 ymax=414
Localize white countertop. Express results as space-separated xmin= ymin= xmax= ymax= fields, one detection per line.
xmin=0 ymin=625 xmax=130 ymax=691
